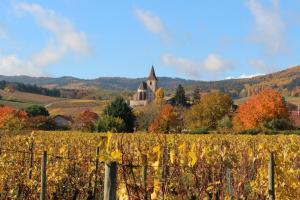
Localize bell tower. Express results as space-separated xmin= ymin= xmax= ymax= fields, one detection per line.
xmin=147 ymin=65 xmax=158 ymax=101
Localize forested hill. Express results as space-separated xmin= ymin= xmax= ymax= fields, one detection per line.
xmin=0 ymin=65 xmax=300 ymax=98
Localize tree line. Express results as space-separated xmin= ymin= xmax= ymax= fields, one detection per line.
xmin=0 ymin=80 xmax=60 ymax=97
xmin=0 ymin=84 xmax=295 ymax=134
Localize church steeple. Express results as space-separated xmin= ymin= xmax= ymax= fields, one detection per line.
xmin=148 ymin=65 xmax=158 ymax=81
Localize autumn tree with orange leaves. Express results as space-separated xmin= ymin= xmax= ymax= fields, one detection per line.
xmin=149 ymin=104 xmax=179 ymax=133
xmin=233 ymin=89 xmax=290 ymax=130
xmin=72 ymin=110 xmax=99 ymax=132
xmin=0 ymin=106 xmax=28 ymax=130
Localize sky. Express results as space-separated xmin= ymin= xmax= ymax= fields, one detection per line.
xmin=0 ymin=0 xmax=300 ymax=81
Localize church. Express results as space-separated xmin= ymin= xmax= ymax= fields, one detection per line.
xmin=130 ymin=66 xmax=158 ymax=107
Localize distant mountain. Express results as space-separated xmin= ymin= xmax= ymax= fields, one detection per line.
xmin=0 ymin=65 xmax=300 ymax=98
xmin=0 ymin=75 xmax=199 ymax=91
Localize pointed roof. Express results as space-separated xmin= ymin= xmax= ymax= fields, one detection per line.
xmin=148 ymin=65 xmax=158 ymax=81
xmin=138 ymin=82 xmax=148 ymax=90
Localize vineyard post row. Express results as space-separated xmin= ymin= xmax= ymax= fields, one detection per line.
xmin=34 ymin=149 xmax=276 ymax=200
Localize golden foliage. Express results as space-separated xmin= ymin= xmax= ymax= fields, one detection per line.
xmin=155 ymin=87 xmax=165 ymax=105
xmin=184 ymin=92 xmax=232 ymax=129
xmin=149 ymin=104 xmax=179 ymax=133
xmin=1 ymin=132 xmax=300 ymax=199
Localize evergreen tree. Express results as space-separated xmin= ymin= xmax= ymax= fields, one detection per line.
xmin=175 ymin=84 xmax=187 ymax=107
xmin=192 ymin=87 xmax=201 ymax=104
xmin=103 ymin=96 xmax=135 ymax=132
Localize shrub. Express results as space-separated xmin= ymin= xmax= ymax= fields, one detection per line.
xmin=94 ymin=115 xmax=126 ymax=133
xmin=0 ymin=106 xmax=28 ymax=130
xmin=25 ymin=105 xmax=49 ymax=117
xmin=238 ymin=129 xmax=260 ymax=135
xmin=27 ymin=116 xmax=56 ymax=130
xmin=189 ymin=128 xmax=209 ymax=134
xmin=72 ymin=110 xmax=99 ymax=132
xmin=217 ymin=115 xmax=233 ymax=130
xmin=104 ymin=97 xmax=135 ymax=132
xmin=262 ymin=118 xmax=294 ymax=131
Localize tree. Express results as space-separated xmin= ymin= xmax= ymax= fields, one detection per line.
xmin=233 ymin=89 xmax=290 ymax=130
xmin=103 ymin=97 xmax=135 ymax=132
xmin=149 ymin=104 xmax=179 ymax=133
xmin=25 ymin=105 xmax=49 ymax=117
xmin=175 ymin=84 xmax=187 ymax=107
xmin=72 ymin=110 xmax=99 ymax=132
xmin=192 ymin=87 xmax=201 ymax=104
xmin=262 ymin=118 xmax=294 ymax=131
xmin=94 ymin=115 xmax=126 ymax=133
xmin=27 ymin=116 xmax=56 ymax=130
xmin=155 ymin=87 xmax=165 ymax=105
xmin=135 ymin=104 xmax=160 ymax=131
xmin=0 ymin=106 xmax=28 ymax=130
xmin=184 ymin=92 xmax=233 ymax=130
xmin=217 ymin=115 xmax=233 ymax=130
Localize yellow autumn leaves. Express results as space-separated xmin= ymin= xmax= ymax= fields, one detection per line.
xmin=1 ymin=132 xmax=300 ymax=199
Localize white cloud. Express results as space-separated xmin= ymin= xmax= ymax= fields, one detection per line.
xmin=161 ymin=53 xmax=199 ymax=79
xmin=15 ymin=2 xmax=91 ymax=54
xmin=247 ymin=0 xmax=286 ymax=54
xmin=0 ymin=2 xmax=91 ymax=76
xmin=203 ymin=54 xmax=231 ymax=72
xmin=161 ymin=53 xmax=231 ymax=79
xmin=31 ymin=43 xmax=66 ymax=67
xmin=134 ymin=8 xmax=170 ymax=41
xmin=0 ymin=55 xmax=43 ymax=76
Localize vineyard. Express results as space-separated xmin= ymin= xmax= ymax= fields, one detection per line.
xmin=0 ymin=131 xmax=300 ymax=199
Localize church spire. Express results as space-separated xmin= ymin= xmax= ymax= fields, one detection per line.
xmin=148 ymin=65 xmax=158 ymax=81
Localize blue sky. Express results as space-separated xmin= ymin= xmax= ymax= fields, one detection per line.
xmin=0 ymin=0 xmax=300 ymax=80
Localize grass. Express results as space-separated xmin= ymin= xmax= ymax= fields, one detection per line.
xmin=0 ymin=90 xmax=62 ymax=104
xmin=47 ymin=99 xmax=108 ymax=116
xmin=0 ymin=99 xmax=38 ymax=109
xmin=0 ymin=89 xmax=108 ymax=116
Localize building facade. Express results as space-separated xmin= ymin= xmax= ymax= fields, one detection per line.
xmin=130 ymin=66 xmax=158 ymax=107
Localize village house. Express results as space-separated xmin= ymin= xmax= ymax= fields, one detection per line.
xmin=130 ymin=66 xmax=158 ymax=107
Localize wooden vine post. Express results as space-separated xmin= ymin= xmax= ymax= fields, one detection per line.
xmin=141 ymin=154 xmax=148 ymax=200
xmin=226 ymin=168 xmax=233 ymax=199
xmin=104 ymin=162 xmax=117 ymax=200
xmin=268 ymin=152 xmax=275 ymax=200
xmin=29 ymin=140 xmax=34 ymax=179
xmin=93 ymin=147 xmax=100 ymax=197
xmin=40 ymin=151 xmax=47 ymax=200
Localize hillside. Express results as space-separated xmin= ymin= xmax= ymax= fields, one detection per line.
xmin=0 ymin=65 xmax=300 ymax=98
xmin=0 ymin=89 xmax=108 ymax=117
